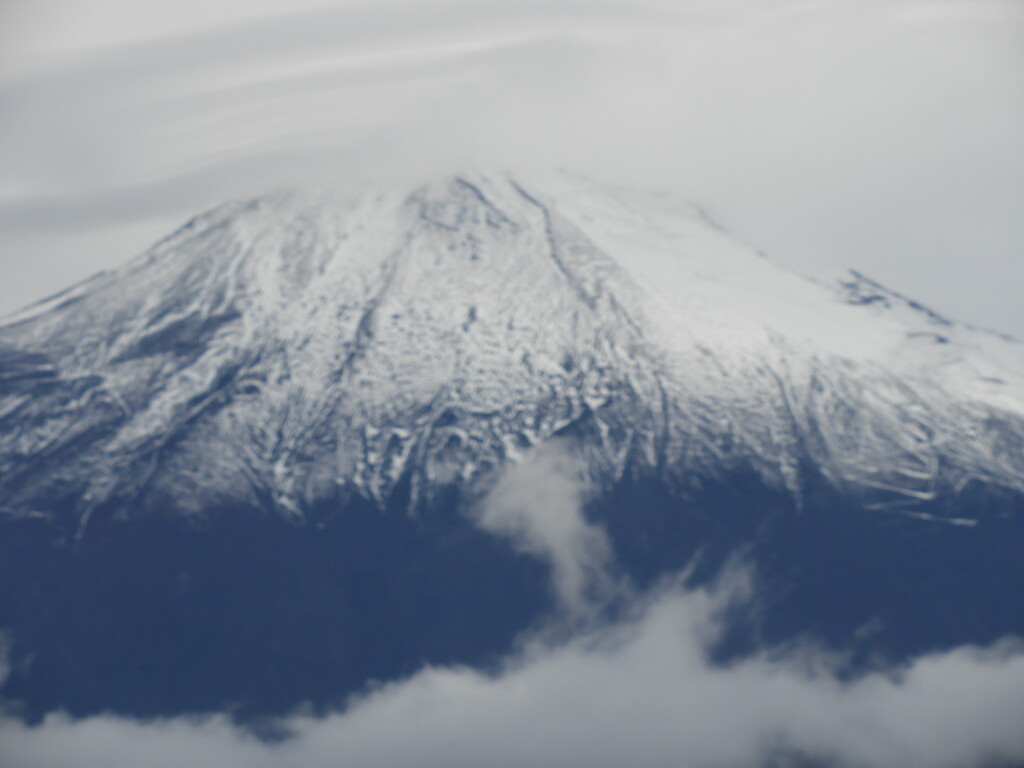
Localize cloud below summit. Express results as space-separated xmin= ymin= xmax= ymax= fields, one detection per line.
xmin=3 ymin=576 xmax=1024 ymax=768
xmin=475 ymin=441 xmax=615 ymax=618
xmin=3 ymin=453 xmax=1024 ymax=768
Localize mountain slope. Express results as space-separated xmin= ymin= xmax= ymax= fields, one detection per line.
xmin=2 ymin=173 xmax=1022 ymax=532
xmin=2 ymin=172 xmax=1023 ymax=720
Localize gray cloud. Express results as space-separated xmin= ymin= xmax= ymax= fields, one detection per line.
xmin=0 ymin=0 xmax=1022 ymax=335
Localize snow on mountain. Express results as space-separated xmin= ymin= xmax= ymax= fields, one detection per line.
xmin=1 ymin=172 xmax=1022 ymax=533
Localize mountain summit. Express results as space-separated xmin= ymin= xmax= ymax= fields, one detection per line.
xmin=2 ymin=172 xmax=1023 ymax=719
xmin=2 ymin=173 xmax=1022 ymax=533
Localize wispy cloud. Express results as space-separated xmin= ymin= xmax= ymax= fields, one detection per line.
xmin=474 ymin=441 xmax=616 ymax=619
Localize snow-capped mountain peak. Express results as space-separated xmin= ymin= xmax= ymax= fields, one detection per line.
xmin=2 ymin=172 xmax=1022 ymax=534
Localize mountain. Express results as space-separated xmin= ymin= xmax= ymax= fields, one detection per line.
xmin=2 ymin=172 xmax=1023 ymax=720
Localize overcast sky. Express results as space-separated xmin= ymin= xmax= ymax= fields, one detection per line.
xmin=0 ymin=0 xmax=1022 ymax=337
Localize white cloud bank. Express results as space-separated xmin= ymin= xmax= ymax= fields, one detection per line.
xmin=2 ymin=444 xmax=1024 ymax=768
xmin=2 ymin=577 xmax=1024 ymax=768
